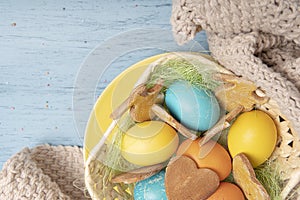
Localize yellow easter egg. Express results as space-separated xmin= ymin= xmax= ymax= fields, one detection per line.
xmin=228 ymin=110 xmax=277 ymax=167
xmin=121 ymin=121 xmax=179 ymax=166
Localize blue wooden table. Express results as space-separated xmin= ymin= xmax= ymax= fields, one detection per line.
xmin=0 ymin=0 xmax=208 ymax=169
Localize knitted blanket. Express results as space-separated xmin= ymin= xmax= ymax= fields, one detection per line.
xmin=0 ymin=145 xmax=88 ymax=200
xmin=171 ymin=0 xmax=300 ymax=134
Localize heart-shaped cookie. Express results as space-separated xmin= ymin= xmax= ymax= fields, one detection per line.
xmin=165 ymin=155 xmax=219 ymax=200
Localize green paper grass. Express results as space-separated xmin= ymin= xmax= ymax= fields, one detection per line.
xmin=146 ymin=58 xmax=220 ymax=91
xmin=98 ymin=115 xmax=136 ymax=199
xmin=254 ymin=161 xmax=283 ymax=200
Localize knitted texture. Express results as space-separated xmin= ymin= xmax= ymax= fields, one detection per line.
xmin=171 ymin=0 xmax=300 ymax=134
xmin=0 ymin=145 xmax=88 ymax=200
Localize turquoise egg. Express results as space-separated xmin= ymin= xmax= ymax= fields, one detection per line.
xmin=165 ymin=81 xmax=220 ymax=131
xmin=134 ymin=170 xmax=167 ymax=200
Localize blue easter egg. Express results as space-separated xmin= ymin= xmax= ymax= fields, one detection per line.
xmin=165 ymin=81 xmax=220 ymax=131
xmin=134 ymin=170 xmax=167 ymax=200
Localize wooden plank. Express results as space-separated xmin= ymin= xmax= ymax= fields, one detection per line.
xmin=0 ymin=0 xmax=208 ymax=168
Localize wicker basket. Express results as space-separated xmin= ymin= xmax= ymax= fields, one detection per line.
xmin=84 ymin=53 xmax=300 ymax=200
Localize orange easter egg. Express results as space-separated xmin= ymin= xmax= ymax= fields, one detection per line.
xmin=177 ymin=138 xmax=232 ymax=180
xmin=207 ymin=182 xmax=245 ymax=200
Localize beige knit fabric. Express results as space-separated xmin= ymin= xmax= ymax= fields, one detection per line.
xmin=171 ymin=0 xmax=300 ymax=135
xmin=0 ymin=145 xmax=88 ymax=200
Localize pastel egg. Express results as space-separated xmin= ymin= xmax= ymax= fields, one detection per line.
xmin=177 ymin=138 xmax=232 ymax=181
xmin=121 ymin=121 xmax=179 ymax=166
xmin=134 ymin=170 xmax=167 ymax=200
xmin=207 ymin=182 xmax=245 ymax=200
xmin=228 ymin=110 xmax=277 ymax=167
xmin=165 ymin=81 xmax=220 ymax=131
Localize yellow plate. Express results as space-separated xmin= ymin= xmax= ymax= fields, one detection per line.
xmin=83 ymin=53 xmax=170 ymax=161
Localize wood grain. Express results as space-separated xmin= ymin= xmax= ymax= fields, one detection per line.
xmin=0 ymin=0 xmax=208 ymax=168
